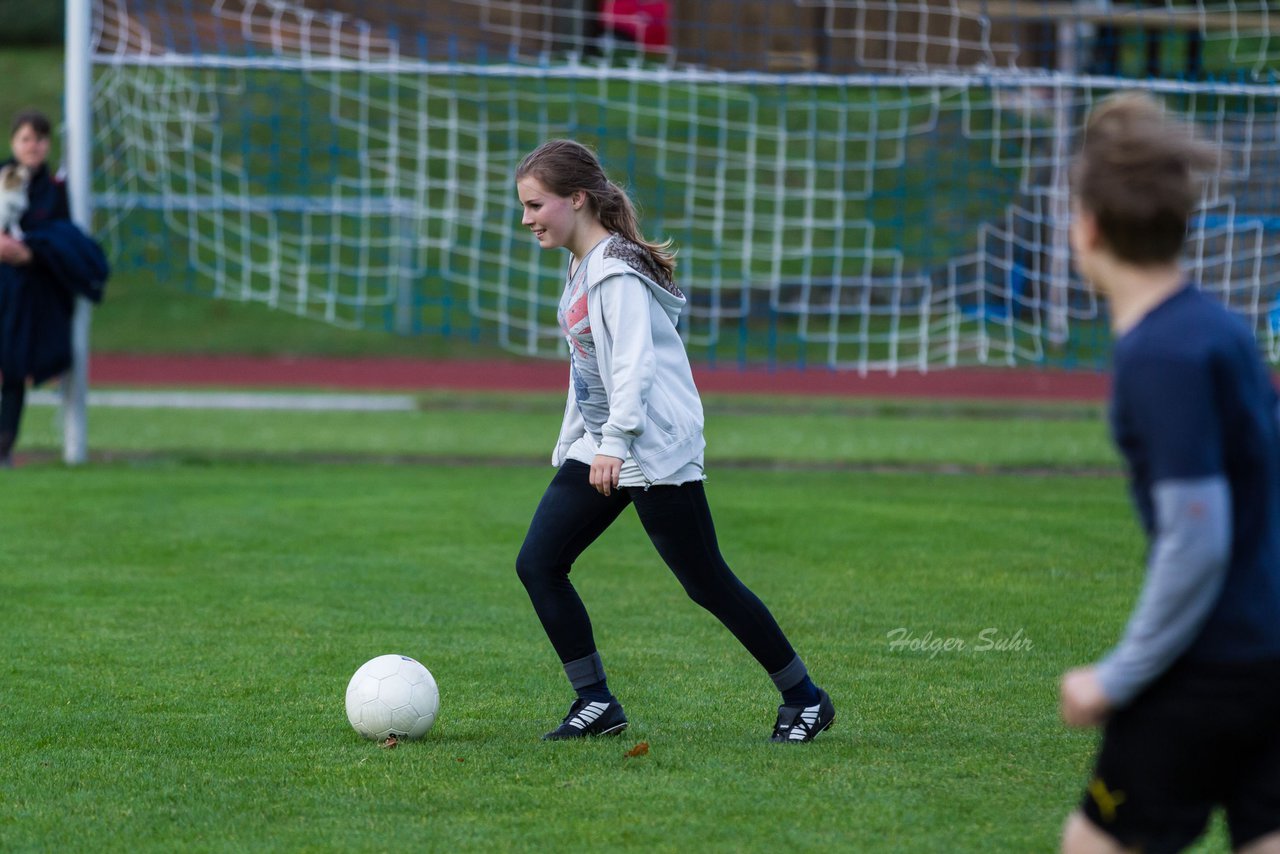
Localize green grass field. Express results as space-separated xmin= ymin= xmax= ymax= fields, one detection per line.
xmin=0 ymin=36 xmax=1257 ymax=853
xmin=0 ymin=393 xmax=1236 ymax=852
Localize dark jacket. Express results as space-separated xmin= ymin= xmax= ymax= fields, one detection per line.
xmin=0 ymin=162 xmax=108 ymax=385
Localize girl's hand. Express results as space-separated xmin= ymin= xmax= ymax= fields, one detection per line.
xmin=0 ymin=234 xmax=31 ymax=265
xmin=589 ymin=454 xmax=623 ymax=496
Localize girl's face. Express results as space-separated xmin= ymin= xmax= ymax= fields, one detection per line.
xmin=11 ymin=124 xmax=50 ymax=171
xmin=517 ymin=175 xmax=583 ymax=252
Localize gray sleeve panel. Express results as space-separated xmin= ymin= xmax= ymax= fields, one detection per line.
xmin=1096 ymin=477 xmax=1232 ymax=707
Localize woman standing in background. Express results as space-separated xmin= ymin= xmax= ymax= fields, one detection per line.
xmin=0 ymin=108 xmax=107 ymax=467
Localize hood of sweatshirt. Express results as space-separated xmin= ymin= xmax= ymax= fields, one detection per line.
xmin=591 ymin=235 xmax=686 ymax=325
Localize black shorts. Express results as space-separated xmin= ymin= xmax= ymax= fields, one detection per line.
xmin=1079 ymin=658 xmax=1280 ymax=853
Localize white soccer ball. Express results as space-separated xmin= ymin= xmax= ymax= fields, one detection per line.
xmin=345 ymin=654 xmax=440 ymax=740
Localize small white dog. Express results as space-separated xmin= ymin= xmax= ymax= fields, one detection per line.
xmin=0 ymin=163 xmax=31 ymax=240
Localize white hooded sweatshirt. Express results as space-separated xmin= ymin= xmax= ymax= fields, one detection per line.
xmin=552 ymin=235 xmax=706 ymax=485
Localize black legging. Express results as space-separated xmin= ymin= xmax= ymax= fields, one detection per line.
xmin=515 ymin=460 xmax=799 ymax=674
xmin=0 ymin=378 xmax=25 ymax=456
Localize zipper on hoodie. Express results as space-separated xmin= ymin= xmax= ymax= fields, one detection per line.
xmin=631 ymin=454 xmax=654 ymax=490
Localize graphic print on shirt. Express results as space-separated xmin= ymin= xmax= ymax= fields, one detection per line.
xmin=558 ymin=257 xmax=610 ymax=442
xmin=572 ymin=362 xmax=591 ymax=408
xmin=561 ymin=276 xmax=591 ymax=358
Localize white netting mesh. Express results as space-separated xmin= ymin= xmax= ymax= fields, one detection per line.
xmin=89 ymin=0 xmax=1279 ymax=370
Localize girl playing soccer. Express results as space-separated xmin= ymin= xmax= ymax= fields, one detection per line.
xmin=513 ymin=139 xmax=834 ymax=742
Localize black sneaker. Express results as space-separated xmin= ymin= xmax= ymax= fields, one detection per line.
xmin=770 ymin=688 xmax=835 ymax=743
xmin=542 ymin=697 xmax=629 ymax=740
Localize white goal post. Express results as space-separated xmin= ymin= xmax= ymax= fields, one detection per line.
xmin=63 ymin=0 xmax=94 ymax=465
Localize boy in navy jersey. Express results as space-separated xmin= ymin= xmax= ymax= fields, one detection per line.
xmin=1058 ymin=93 xmax=1280 ymax=853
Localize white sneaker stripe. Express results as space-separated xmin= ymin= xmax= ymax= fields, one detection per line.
xmin=787 ymin=703 xmax=822 ymax=740
xmin=568 ymin=701 xmax=609 ymax=729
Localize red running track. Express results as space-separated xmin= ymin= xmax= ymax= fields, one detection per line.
xmin=89 ymin=353 xmax=1111 ymax=402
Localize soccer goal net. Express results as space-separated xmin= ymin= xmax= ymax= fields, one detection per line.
xmin=84 ymin=0 xmax=1278 ymax=372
